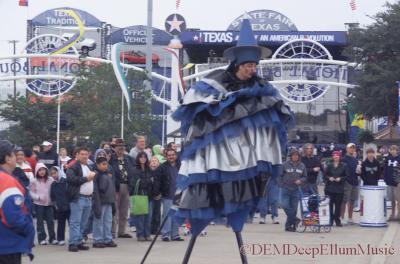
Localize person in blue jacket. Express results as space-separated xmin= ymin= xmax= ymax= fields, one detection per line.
xmin=0 ymin=140 xmax=35 ymax=264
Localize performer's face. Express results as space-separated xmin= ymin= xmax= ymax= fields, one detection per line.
xmin=236 ymin=62 xmax=257 ymax=80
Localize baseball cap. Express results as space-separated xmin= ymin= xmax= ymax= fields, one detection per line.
xmin=346 ymin=143 xmax=356 ymax=148
xmin=41 ymin=141 xmax=53 ymax=147
xmin=0 ymin=140 xmax=16 ymax=161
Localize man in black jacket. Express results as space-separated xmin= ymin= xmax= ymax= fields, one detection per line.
xmin=66 ymin=147 xmax=95 ymax=252
xmin=157 ymin=148 xmax=183 ymax=241
xmin=109 ymin=138 xmax=135 ymax=238
xmin=301 ymin=143 xmax=322 ymax=194
xmin=37 ymin=141 xmax=59 ymax=169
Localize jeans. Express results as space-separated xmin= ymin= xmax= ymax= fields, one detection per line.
xmin=56 ymin=210 xmax=70 ymax=242
xmin=151 ymin=199 xmax=161 ymax=234
xmin=161 ymin=199 xmax=179 ymax=239
xmin=93 ymin=204 xmax=113 ymax=243
xmin=280 ymin=188 xmax=300 ymax=228
xmin=35 ymin=204 xmax=55 ymax=242
xmin=83 ymin=212 xmax=93 ymax=237
xmin=69 ymin=196 xmax=92 ymax=246
xmin=135 ymin=201 xmax=152 ymax=238
xmin=257 ymin=182 xmax=279 ymax=218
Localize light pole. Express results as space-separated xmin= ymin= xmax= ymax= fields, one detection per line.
xmin=8 ymin=40 xmax=19 ymax=98
xmin=145 ymin=0 xmax=153 ymax=91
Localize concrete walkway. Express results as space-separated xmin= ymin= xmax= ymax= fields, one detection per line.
xmin=23 ymin=214 xmax=400 ymax=264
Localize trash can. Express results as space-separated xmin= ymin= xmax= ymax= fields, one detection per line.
xmin=359 ymin=185 xmax=387 ymax=227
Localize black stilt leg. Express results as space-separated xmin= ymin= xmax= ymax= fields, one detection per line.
xmin=140 ymin=214 xmax=169 ymax=264
xmin=235 ymin=232 xmax=248 ymax=264
xmin=182 ymin=235 xmax=198 ymax=264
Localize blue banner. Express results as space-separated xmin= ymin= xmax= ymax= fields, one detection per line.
xmin=109 ymin=25 xmax=172 ymax=45
xmin=31 ymin=7 xmax=103 ymax=27
xmin=181 ymin=31 xmax=347 ymax=46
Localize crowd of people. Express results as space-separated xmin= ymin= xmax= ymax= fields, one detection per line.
xmin=1 ymin=135 xmax=400 ymax=263
xmin=268 ymin=142 xmax=400 ymax=232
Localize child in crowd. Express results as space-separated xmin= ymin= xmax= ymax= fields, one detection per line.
xmin=50 ymin=166 xmax=70 ymax=246
xmin=92 ymin=156 xmax=117 ymax=248
xmin=361 ymin=148 xmax=381 ymax=186
xmin=29 ymin=163 xmax=56 ymax=245
xmin=59 ymin=148 xmax=71 ymax=170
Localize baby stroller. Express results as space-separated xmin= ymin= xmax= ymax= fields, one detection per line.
xmin=297 ymin=188 xmax=331 ymax=233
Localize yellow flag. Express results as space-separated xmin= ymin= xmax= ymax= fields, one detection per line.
xmin=351 ymin=114 xmax=365 ymax=129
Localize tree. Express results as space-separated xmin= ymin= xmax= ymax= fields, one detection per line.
xmin=345 ymin=2 xmax=400 ymax=123
xmin=68 ymin=63 xmax=156 ymax=149
xmin=0 ymin=94 xmax=58 ymax=147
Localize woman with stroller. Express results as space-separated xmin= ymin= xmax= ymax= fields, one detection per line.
xmin=324 ymin=151 xmax=347 ymax=227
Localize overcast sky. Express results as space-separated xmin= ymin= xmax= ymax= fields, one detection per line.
xmin=0 ymin=0 xmax=396 ymax=55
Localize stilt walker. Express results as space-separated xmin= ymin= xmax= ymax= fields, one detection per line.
xmin=173 ymin=18 xmax=294 ymax=263
xmin=141 ymin=18 xmax=294 ymax=264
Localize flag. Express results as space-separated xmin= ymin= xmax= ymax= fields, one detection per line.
xmin=351 ymin=114 xmax=365 ymax=129
xmin=19 ymin=0 xmax=28 ymax=6
xmin=350 ymin=0 xmax=357 ymax=11
xmin=176 ymin=0 xmax=181 ymax=9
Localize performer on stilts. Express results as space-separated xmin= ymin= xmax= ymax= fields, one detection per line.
xmin=141 ymin=18 xmax=294 ymax=264
xmin=172 ymin=18 xmax=294 ymax=263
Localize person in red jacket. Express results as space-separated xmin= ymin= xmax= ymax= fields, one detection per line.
xmin=0 ymin=140 xmax=35 ymax=264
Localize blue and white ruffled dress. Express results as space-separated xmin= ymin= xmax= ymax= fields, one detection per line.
xmin=172 ymin=69 xmax=294 ymax=234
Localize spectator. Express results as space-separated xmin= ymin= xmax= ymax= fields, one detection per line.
xmin=64 ymin=148 xmax=79 ymax=172
xmin=361 ymin=148 xmax=381 ymax=186
xmin=340 ymin=143 xmax=359 ymax=225
xmin=37 ymin=141 xmax=59 ymax=169
xmin=12 ymin=149 xmax=30 ymax=189
xmin=29 ymin=163 xmax=56 ymax=245
xmin=0 ymin=140 xmax=35 ymax=264
xmin=132 ymin=152 xmax=158 ymax=241
xmin=324 ymin=151 xmax=347 ymax=227
xmin=158 ymin=148 xmax=183 ymax=241
xmin=145 ymin=146 xmax=153 ymax=160
xmin=92 ymin=156 xmax=117 ymax=248
xmin=24 ymin=148 xmax=37 ymax=172
xmin=153 ymin=145 xmax=166 ymax=164
xmin=99 ymin=141 xmax=112 ymax=150
xmin=278 ymin=148 xmax=307 ymax=232
xmin=149 ymin=156 xmax=162 ymax=234
xmin=66 ymin=147 xmax=96 ymax=252
xmin=32 ymin=145 xmax=41 ymax=153
xmin=15 ymin=147 xmax=34 ymax=184
xmin=109 ymin=138 xmax=135 ymax=239
xmin=301 ymin=143 xmax=322 ymax=194
xmin=59 ymin=148 xmax=71 ymax=171
xmin=383 ymin=145 xmax=400 ymax=221
xmin=129 ymin=136 xmax=148 ymax=159
xmin=257 ymin=175 xmax=279 ymax=224
xmin=50 ymin=166 xmax=69 ymax=246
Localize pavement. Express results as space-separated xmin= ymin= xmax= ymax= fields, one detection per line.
xmin=22 ymin=211 xmax=400 ymax=264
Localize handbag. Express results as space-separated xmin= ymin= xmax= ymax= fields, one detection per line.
xmin=130 ymin=179 xmax=149 ymax=215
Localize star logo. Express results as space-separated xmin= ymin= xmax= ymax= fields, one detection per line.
xmin=193 ymin=35 xmax=199 ymax=41
xmin=167 ymin=15 xmax=184 ymax=32
xmin=165 ymin=13 xmax=186 ymax=36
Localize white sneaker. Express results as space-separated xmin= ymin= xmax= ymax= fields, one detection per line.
xmin=210 ymin=221 xmax=215 ymax=225
xmin=341 ymin=219 xmax=348 ymax=225
xmin=347 ymin=218 xmax=355 ymax=225
xmin=200 ymin=230 xmax=207 ymax=236
xmin=39 ymin=240 xmax=48 ymax=245
xmin=259 ymin=217 xmax=266 ymax=224
xmin=58 ymin=240 xmax=65 ymax=246
xmin=51 ymin=240 xmax=58 ymax=245
xmin=272 ymin=217 xmax=280 ymax=224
